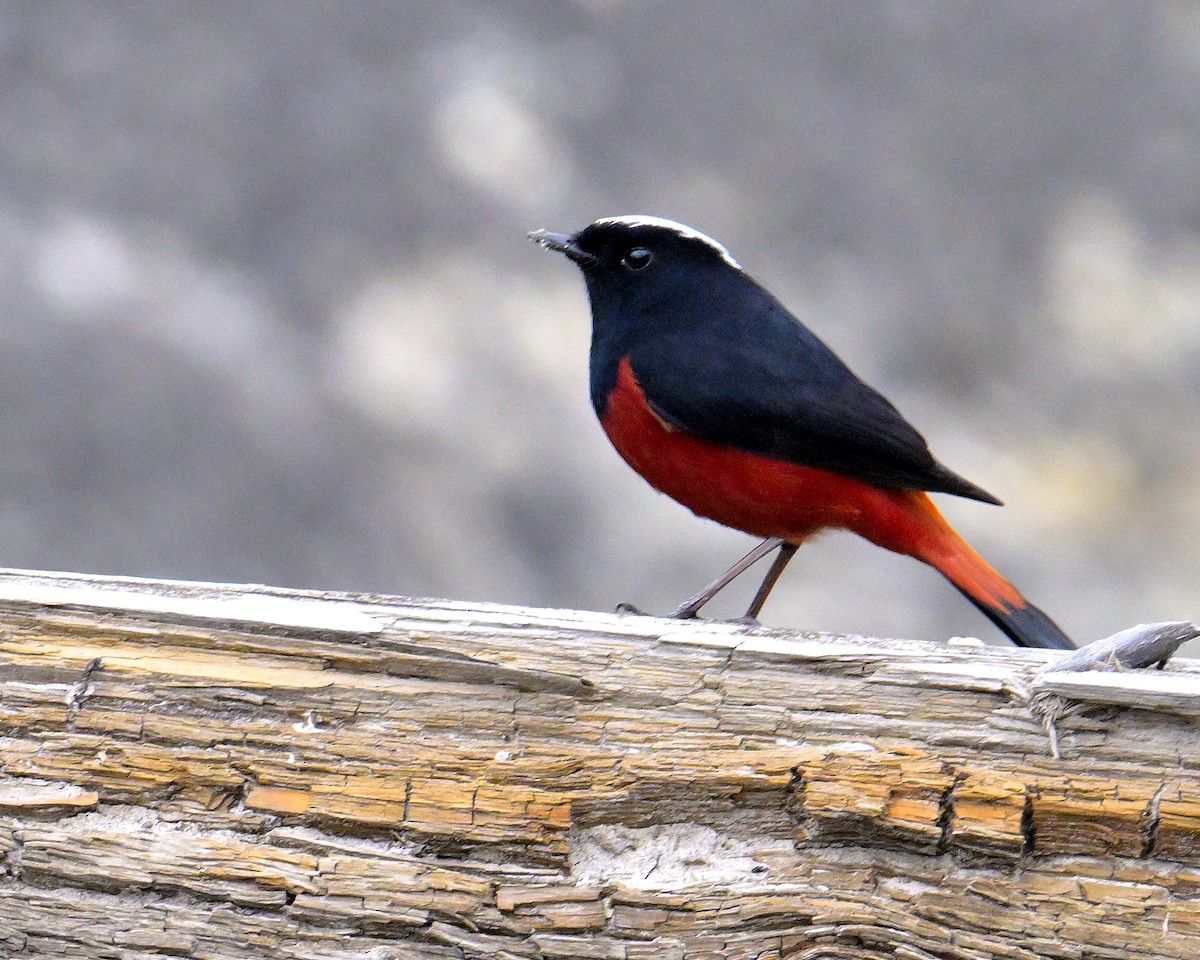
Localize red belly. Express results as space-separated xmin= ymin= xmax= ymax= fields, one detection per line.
xmin=600 ymin=357 xmax=940 ymax=554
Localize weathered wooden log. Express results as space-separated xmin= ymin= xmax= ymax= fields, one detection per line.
xmin=0 ymin=567 xmax=1196 ymax=959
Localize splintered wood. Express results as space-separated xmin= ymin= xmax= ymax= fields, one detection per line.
xmin=0 ymin=571 xmax=1196 ymax=958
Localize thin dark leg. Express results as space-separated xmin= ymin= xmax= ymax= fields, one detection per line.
xmin=743 ymin=542 xmax=798 ymax=621
xmin=668 ymin=537 xmax=784 ymax=619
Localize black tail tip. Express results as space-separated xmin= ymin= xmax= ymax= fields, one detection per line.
xmin=973 ymin=598 xmax=1076 ymax=650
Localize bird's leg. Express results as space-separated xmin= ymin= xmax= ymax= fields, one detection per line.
xmin=742 ymin=541 xmax=799 ymax=621
xmin=669 ymin=537 xmax=785 ymax=619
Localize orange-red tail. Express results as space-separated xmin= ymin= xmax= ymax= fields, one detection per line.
xmin=896 ymin=495 xmax=1075 ymax=651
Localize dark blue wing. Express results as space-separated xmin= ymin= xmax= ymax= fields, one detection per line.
xmin=626 ymin=284 xmax=1000 ymax=504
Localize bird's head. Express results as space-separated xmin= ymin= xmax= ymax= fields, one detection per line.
xmin=528 ymin=216 xmax=745 ymax=336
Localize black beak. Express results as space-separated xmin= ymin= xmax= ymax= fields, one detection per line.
xmin=527 ymin=228 xmax=598 ymax=267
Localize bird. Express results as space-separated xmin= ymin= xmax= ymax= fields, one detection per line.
xmin=528 ymin=215 xmax=1074 ymax=650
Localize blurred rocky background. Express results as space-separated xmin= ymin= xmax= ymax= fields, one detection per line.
xmin=1 ymin=1 xmax=1197 ymax=648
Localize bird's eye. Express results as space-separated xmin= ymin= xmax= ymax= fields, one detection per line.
xmin=621 ymin=248 xmax=653 ymax=271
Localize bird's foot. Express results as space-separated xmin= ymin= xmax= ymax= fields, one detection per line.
xmin=617 ymin=601 xmax=707 ymax=620
xmin=616 ymin=602 xmax=757 ymax=624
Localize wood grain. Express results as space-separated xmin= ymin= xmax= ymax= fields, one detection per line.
xmin=0 ymin=568 xmax=1196 ymax=958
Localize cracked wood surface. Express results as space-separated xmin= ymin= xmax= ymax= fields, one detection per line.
xmin=0 ymin=569 xmax=1196 ymax=958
